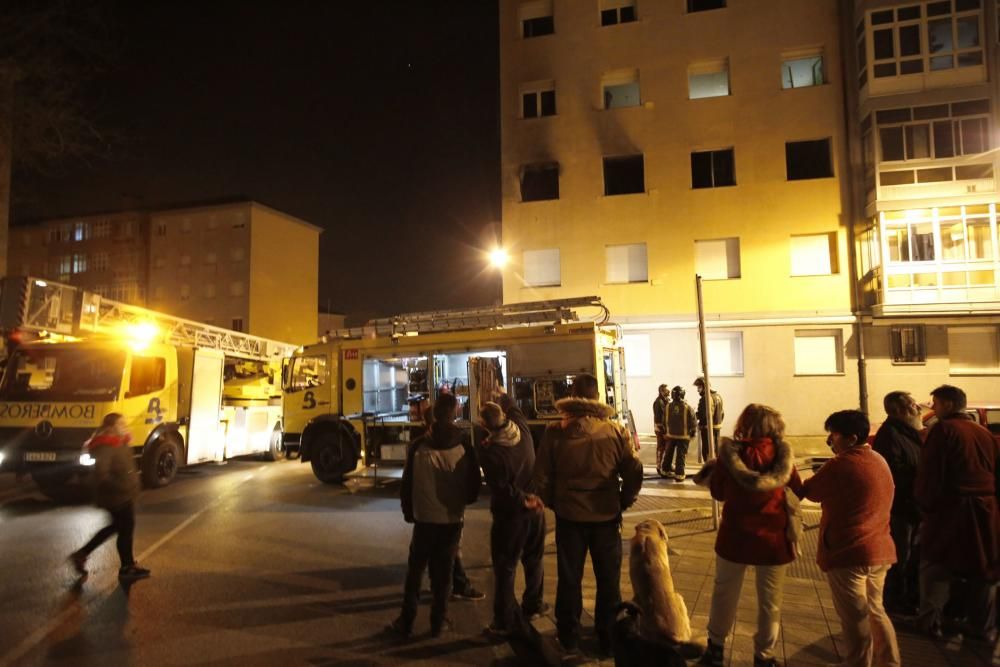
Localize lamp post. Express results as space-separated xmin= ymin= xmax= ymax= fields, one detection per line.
xmin=488 ymin=247 xmax=508 ymax=306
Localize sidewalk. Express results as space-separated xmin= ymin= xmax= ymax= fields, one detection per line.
xmin=525 ymin=466 xmax=1000 ymax=666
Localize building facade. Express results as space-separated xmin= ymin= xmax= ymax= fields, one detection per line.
xmin=499 ymin=0 xmax=861 ymax=437
xmin=846 ymin=0 xmax=1000 ymax=415
xmin=9 ymin=201 xmax=320 ymax=344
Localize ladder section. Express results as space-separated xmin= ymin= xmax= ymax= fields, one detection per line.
xmin=0 ymin=276 xmax=296 ymax=360
xmin=325 ymin=296 xmax=610 ymax=340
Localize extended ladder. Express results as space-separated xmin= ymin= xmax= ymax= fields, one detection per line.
xmin=324 ymin=295 xmax=610 ymax=340
xmin=0 ymin=276 xmax=296 ymax=360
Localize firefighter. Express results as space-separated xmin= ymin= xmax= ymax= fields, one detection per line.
xmin=653 ymin=384 xmax=670 ymax=477
xmin=695 ymin=377 xmax=724 ymax=463
xmin=663 ymin=386 xmax=697 ymax=481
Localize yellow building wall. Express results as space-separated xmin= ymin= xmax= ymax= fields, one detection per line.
xmin=248 ymin=204 xmax=319 ymax=345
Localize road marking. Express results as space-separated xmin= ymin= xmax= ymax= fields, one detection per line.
xmin=0 ymin=468 xmax=261 ymax=667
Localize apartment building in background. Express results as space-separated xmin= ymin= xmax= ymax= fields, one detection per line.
xmin=500 ymin=0 xmax=859 ymax=436
xmin=9 ymin=201 xmax=321 ymax=344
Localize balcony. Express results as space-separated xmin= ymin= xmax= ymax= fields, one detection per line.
xmin=876 ymin=158 xmax=996 ymax=206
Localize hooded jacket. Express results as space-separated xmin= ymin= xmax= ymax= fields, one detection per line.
xmin=478 ymin=406 xmax=535 ymax=517
xmin=531 ymin=397 xmax=643 ymax=523
xmin=697 ymin=437 xmax=800 ymax=565
xmin=86 ymin=429 xmax=140 ymax=510
xmin=401 ymin=422 xmax=481 ymax=524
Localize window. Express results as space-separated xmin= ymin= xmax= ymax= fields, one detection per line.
xmin=71 ymin=254 xmax=87 ymax=274
xmin=885 ymin=218 xmax=936 ymax=262
xmin=948 ymin=326 xmax=999 ymax=373
xmin=621 ymin=334 xmax=651 ymax=377
xmin=73 ymin=222 xmax=89 ymax=242
xmin=603 ymin=155 xmax=644 ymax=195
xmin=941 ymin=212 xmax=994 ymax=261
xmin=786 ymin=139 xmax=833 ymax=180
xmin=92 ymin=221 xmax=111 ymax=239
xmin=790 ymin=233 xmax=838 ymax=276
xmin=691 ymin=148 xmax=735 ymax=188
xmin=117 ymin=221 xmax=134 ymax=238
xmin=128 ymin=357 xmax=166 ymax=396
xmin=180 ymin=254 xmax=191 ymax=267
xmin=156 ymin=222 xmax=167 ymax=236
xmin=689 ymin=59 xmax=730 ymax=99
xmin=230 ymin=281 xmax=245 ymax=297
xmin=602 ymin=69 xmax=640 ymax=109
xmin=601 ymin=0 xmax=636 ymax=26
xmin=688 ymin=0 xmax=725 ymax=11
xmin=782 ymin=51 xmax=824 ymax=89
xmin=876 ymin=100 xmax=990 ymax=162
xmin=707 ymin=331 xmax=744 ymax=376
xmin=58 ymin=256 xmax=71 ymax=280
xmin=232 ymin=318 xmax=244 ymax=332
xmin=180 ymin=284 xmax=191 ymax=301
xmin=231 ymin=247 xmax=245 ymax=262
xmin=204 ymin=252 xmax=217 ymax=265
xmin=523 ymin=248 xmax=561 ymax=287
xmin=605 ymin=243 xmax=648 ymax=284
xmin=204 ymin=284 xmax=216 ymax=299
xmin=522 ymin=82 xmax=556 ymax=118
xmin=91 ymin=252 xmax=110 ymax=273
xmin=695 ymin=238 xmax=741 ymax=279
xmin=520 ymin=163 xmax=559 ymax=201
xmin=891 ymin=325 xmax=926 ymax=363
xmin=520 ymin=1 xmax=554 ymax=38
xmin=794 ymin=329 xmax=844 ymax=375
xmin=286 ymin=355 xmax=328 ymax=391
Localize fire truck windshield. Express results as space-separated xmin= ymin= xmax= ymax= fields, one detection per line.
xmin=0 ymin=348 xmax=126 ymax=403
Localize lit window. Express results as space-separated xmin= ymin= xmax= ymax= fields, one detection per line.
xmin=782 ymin=51 xmax=824 ymax=89
xmin=948 ymin=326 xmax=999 ymax=374
xmin=600 ymin=0 xmax=636 ymax=26
xmin=689 ymin=59 xmax=730 ymax=99
xmin=786 ymin=139 xmax=833 ymax=180
xmin=691 ymin=148 xmax=735 ymax=188
xmin=695 ymin=238 xmax=741 ymax=280
xmin=891 ymin=325 xmax=926 ymax=364
xmin=707 ymin=331 xmax=744 ymax=376
xmin=519 ymin=0 xmax=554 ymax=38
xmin=790 ymin=233 xmax=838 ymax=276
xmin=605 ymin=243 xmax=648 ymax=284
xmin=794 ymin=329 xmax=844 ymax=375
xmin=73 ymin=222 xmax=89 ymax=242
xmin=521 ymin=81 xmax=556 ymax=118
xmin=602 ymin=69 xmax=640 ymax=109
xmin=72 ymin=254 xmax=87 ymax=274
xmin=59 ymin=256 xmax=72 ymax=276
xmin=621 ymin=334 xmax=651 ymax=377
xmin=520 ymin=163 xmax=559 ymax=201
xmin=603 ymin=155 xmax=644 ymax=195
xmin=688 ymin=0 xmax=725 ymax=12
xmin=523 ymin=248 xmax=561 ymax=287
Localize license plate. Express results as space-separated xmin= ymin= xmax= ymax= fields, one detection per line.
xmin=25 ymin=452 xmax=57 ymax=462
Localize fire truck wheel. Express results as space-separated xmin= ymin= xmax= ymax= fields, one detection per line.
xmin=310 ymin=431 xmax=356 ymax=484
xmin=264 ymin=427 xmax=286 ymax=462
xmin=142 ymin=438 xmax=181 ymax=488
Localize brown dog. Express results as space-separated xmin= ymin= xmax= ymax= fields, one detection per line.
xmin=628 ymin=519 xmax=692 ymax=644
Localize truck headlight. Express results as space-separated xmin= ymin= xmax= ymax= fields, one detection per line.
xmin=79 ymin=453 xmax=96 ymax=466
xmin=0 ymin=451 xmax=5 ymax=467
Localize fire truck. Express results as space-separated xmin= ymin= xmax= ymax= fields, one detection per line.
xmin=0 ymin=276 xmax=296 ymax=498
xmin=281 ymin=297 xmax=636 ymax=484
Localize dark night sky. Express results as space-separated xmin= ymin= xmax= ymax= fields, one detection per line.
xmin=13 ymin=1 xmax=501 ymax=318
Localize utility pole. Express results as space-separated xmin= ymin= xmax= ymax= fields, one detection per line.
xmin=696 ymin=274 xmax=719 ymax=529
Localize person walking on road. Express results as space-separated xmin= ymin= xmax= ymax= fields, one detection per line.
xmin=794 ymin=410 xmax=900 ymax=667
xmin=871 ymin=391 xmax=923 ymax=614
xmin=662 ymin=386 xmax=697 ymax=481
xmin=653 ymin=384 xmax=670 ymax=477
xmin=528 ymin=373 xmax=643 ymax=656
xmin=69 ymin=413 xmax=150 ymax=580
xmin=390 ymin=393 xmax=481 ymax=638
xmin=915 ymin=384 xmax=1000 ymax=642
xmin=695 ymin=404 xmax=801 ymax=667
xmin=478 ymin=398 xmax=546 ymax=637
xmin=695 ymin=377 xmax=724 ymax=463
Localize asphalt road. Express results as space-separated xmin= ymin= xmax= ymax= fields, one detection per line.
xmin=0 ymin=459 xmax=544 ymax=667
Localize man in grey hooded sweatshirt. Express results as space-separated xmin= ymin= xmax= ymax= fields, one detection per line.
xmin=479 ymin=397 xmax=546 ymax=637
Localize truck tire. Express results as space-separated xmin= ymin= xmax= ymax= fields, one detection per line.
xmin=142 ymin=438 xmax=181 ymax=488
xmin=310 ymin=430 xmax=357 ymax=484
xmin=263 ymin=427 xmax=285 ymax=462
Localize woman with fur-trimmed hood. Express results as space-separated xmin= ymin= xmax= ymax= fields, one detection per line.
xmin=693 ymin=404 xmax=802 ymax=667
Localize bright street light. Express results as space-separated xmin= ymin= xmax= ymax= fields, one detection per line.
xmin=488 ymin=247 xmax=509 ymax=268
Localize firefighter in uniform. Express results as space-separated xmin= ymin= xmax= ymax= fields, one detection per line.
xmin=662 ymin=386 xmax=697 ymax=481
xmin=653 ymin=384 xmax=670 ymax=477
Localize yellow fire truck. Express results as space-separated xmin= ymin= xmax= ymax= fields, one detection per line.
xmin=0 ymin=277 xmax=296 ymax=498
xmin=281 ymin=297 xmax=635 ymax=484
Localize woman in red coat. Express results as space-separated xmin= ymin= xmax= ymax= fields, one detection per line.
xmin=695 ymin=404 xmax=801 ymax=667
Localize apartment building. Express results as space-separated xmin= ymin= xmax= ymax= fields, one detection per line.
xmin=9 ymin=201 xmax=320 ymax=344
xmin=844 ymin=0 xmax=1000 ymax=413
xmin=500 ymin=0 xmax=859 ymax=436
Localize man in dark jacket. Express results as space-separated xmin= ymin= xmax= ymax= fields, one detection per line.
xmin=390 ymin=393 xmax=481 ymax=638
xmin=653 ymin=384 xmax=670 ymax=476
xmin=478 ymin=397 xmax=546 ymax=636
xmin=871 ymin=390 xmax=923 ymax=613
xmin=528 ymin=373 xmax=644 ymax=655
xmin=915 ymin=384 xmax=1000 ymax=642
xmin=695 ymin=377 xmax=724 ymax=463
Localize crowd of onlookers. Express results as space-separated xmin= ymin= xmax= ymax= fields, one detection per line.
xmin=388 ymin=377 xmax=999 ymax=667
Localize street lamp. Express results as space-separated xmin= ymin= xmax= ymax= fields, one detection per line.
xmin=487 ymin=247 xmax=508 ymax=305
